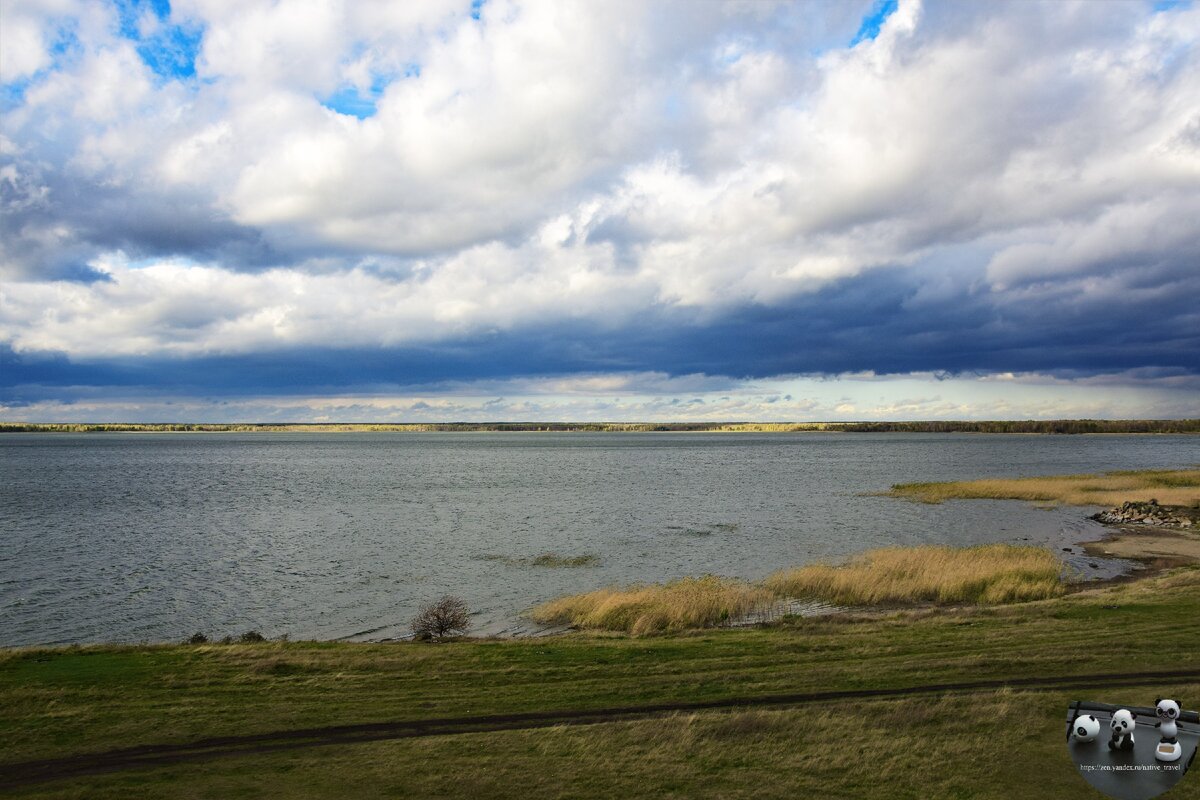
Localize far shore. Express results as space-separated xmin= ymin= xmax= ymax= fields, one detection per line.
xmin=2 ymin=419 xmax=1199 ymax=434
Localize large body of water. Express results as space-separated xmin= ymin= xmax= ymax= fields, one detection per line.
xmin=2 ymin=432 xmax=1196 ymax=647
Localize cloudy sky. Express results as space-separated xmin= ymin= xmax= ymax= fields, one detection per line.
xmin=1 ymin=0 xmax=1198 ymax=422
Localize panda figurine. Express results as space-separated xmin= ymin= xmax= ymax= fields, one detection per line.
xmin=1072 ymin=714 xmax=1101 ymax=743
xmin=1108 ymin=708 xmax=1136 ymax=752
xmin=1154 ymin=698 xmax=1182 ymax=763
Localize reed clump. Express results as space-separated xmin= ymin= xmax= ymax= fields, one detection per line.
xmin=531 ymin=545 xmax=1069 ymax=634
xmin=529 ymin=576 xmax=775 ymax=635
xmin=764 ymin=544 xmax=1065 ymax=606
xmin=887 ymin=469 xmax=1200 ymax=507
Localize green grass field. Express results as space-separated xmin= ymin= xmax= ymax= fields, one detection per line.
xmin=4 ymin=567 xmax=1200 ymax=798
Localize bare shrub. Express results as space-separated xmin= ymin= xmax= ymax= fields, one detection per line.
xmin=411 ymin=595 xmax=470 ymax=641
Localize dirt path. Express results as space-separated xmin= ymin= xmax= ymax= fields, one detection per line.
xmin=4 ymin=669 xmax=1200 ymax=789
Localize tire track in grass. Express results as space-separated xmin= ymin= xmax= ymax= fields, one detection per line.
xmin=4 ymin=669 xmax=1200 ymax=789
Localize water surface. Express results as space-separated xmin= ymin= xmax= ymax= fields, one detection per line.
xmin=1 ymin=432 xmax=1196 ymax=646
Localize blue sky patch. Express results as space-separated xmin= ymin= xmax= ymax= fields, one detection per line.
xmin=1 ymin=22 xmax=82 ymax=111
xmin=113 ymin=0 xmax=168 ymax=40
xmin=136 ymin=23 xmax=202 ymax=79
xmin=321 ymin=68 xmax=416 ymax=118
xmin=850 ymin=0 xmax=898 ymax=46
xmin=322 ymin=85 xmax=382 ymax=119
xmin=0 ymin=79 xmax=30 ymax=112
xmin=111 ymin=0 xmax=202 ymax=79
xmin=49 ymin=22 xmax=83 ymax=58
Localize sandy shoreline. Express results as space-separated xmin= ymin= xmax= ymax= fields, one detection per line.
xmin=1082 ymin=526 xmax=1200 ymax=566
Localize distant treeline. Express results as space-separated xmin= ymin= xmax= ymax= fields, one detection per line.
xmin=1 ymin=420 xmax=1197 ymax=434
xmin=833 ymin=419 xmax=1200 ymax=434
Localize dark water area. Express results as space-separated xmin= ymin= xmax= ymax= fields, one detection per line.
xmin=1 ymin=432 xmax=1196 ymax=646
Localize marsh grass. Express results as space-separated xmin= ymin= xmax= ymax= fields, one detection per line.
xmin=887 ymin=468 xmax=1200 ymax=507
xmin=764 ymin=544 xmax=1065 ymax=606
xmin=531 ymin=544 xmax=1067 ymax=632
xmin=528 ymin=576 xmax=776 ymax=634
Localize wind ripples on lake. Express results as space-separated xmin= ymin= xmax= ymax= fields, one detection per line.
xmin=1 ymin=432 xmax=1196 ymax=646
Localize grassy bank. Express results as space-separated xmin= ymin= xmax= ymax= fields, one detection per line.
xmin=887 ymin=468 xmax=1200 ymax=506
xmin=3 ymin=568 xmax=1199 ymax=797
xmin=530 ymin=545 xmax=1066 ymax=633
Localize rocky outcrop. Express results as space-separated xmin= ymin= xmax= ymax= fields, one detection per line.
xmin=1091 ymin=500 xmax=1200 ymax=529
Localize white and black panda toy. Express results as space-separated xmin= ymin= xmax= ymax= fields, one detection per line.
xmin=1108 ymin=708 xmax=1137 ymax=752
xmin=1154 ymin=698 xmax=1182 ymax=763
xmin=1072 ymin=714 xmax=1101 ymax=743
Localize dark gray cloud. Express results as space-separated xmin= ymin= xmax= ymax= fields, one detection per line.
xmin=5 ymin=252 xmax=1196 ymax=406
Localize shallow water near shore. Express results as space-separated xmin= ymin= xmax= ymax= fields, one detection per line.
xmin=1 ymin=432 xmax=1196 ymax=646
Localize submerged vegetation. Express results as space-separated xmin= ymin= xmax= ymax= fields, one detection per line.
xmin=184 ymin=630 xmax=272 ymax=645
xmin=888 ymin=468 xmax=1200 ymax=507
xmin=530 ymin=545 xmax=1067 ymax=633
xmin=764 ymin=544 xmax=1065 ymax=606
xmin=530 ymin=553 xmax=600 ymax=568
xmin=483 ymin=552 xmax=600 ymax=568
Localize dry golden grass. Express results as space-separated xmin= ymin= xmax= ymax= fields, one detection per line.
xmin=531 ymin=545 xmax=1067 ymax=632
xmin=764 ymin=544 xmax=1065 ymax=605
xmin=528 ymin=575 xmax=776 ymax=634
xmin=887 ymin=468 xmax=1200 ymax=507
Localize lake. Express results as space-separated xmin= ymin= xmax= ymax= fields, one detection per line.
xmin=1 ymin=432 xmax=1196 ymax=646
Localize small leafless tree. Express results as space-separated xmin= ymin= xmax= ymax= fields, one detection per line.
xmin=410 ymin=595 xmax=470 ymax=641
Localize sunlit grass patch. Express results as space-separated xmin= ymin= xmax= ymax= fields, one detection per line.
xmin=764 ymin=544 xmax=1066 ymax=606
xmin=528 ymin=576 xmax=775 ymax=634
xmin=887 ymin=468 xmax=1200 ymax=507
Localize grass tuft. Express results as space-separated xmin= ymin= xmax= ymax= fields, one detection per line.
xmin=529 ymin=576 xmax=775 ymax=634
xmin=764 ymin=544 xmax=1065 ymax=606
